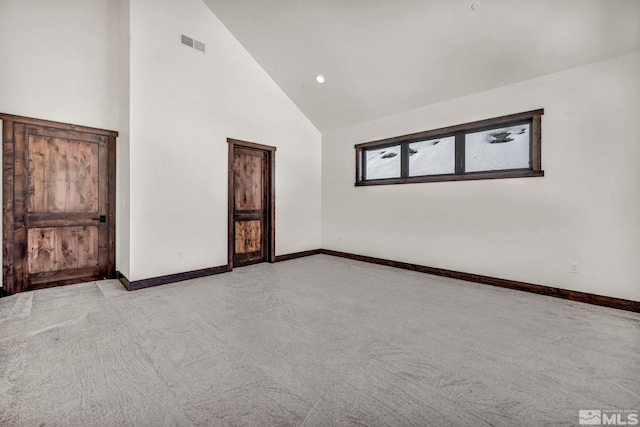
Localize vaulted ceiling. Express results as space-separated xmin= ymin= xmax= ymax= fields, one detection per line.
xmin=202 ymin=0 xmax=640 ymax=132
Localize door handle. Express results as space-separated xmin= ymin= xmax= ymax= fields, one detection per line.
xmin=99 ymin=215 xmax=106 ymax=223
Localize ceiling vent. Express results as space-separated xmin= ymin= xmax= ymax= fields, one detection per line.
xmin=180 ymin=34 xmax=205 ymax=53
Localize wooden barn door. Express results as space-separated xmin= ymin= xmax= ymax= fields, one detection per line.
xmin=228 ymin=139 xmax=275 ymax=268
xmin=2 ymin=114 xmax=117 ymax=294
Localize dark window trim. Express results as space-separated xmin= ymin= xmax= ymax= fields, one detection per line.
xmin=355 ymin=109 xmax=544 ymax=186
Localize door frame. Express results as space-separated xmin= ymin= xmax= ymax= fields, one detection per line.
xmin=227 ymin=138 xmax=276 ymax=270
xmin=1 ymin=113 xmax=117 ymax=294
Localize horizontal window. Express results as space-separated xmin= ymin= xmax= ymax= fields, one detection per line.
xmin=355 ymin=109 xmax=544 ymax=186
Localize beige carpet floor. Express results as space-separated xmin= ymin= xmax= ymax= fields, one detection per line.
xmin=1 ymin=254 xmax=639 ymax=426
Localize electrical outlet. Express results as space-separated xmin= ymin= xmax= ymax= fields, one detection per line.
xmin=178 ymin=251 xmax=185 ymax=260
xmin=570 ymin=262 xmax=579 ymax=274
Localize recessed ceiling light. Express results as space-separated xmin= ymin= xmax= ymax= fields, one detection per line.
xmin=315 ymin=74 xmax=325 ymax=84
xmin=471 ymin=2 xmax=480 ymax=10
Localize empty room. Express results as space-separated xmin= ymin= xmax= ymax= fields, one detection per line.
xmin=1 ymin=0 xmax=639 ymax=425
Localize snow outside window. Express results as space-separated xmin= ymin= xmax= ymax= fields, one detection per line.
xmin=409 ymin=136 xmax=455 ymax=176
xmin=365 ymin=145 xmax=401 ymax=180
xmin=465 ymin=124 xmax=530 ymax=172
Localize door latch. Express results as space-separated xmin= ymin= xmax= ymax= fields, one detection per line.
xmin=99 ymin=215 xmax=106 ymax=223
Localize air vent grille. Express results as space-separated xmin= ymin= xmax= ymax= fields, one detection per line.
xmin=180 ymin=34 xmax=194 ymax=48
xmin=180 ymin=34 xmax=205 ymax=53
xmin=193 ymin=40 xmax=206 ymax=53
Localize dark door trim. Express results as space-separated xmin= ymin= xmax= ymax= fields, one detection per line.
xmin=1 ymin=113 xmax=117 ymax=294
xmin=227 ymin=138 xmax=276 ymax=270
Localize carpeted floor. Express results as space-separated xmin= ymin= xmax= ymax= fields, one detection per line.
xmin=1 ymin=254 xmax=639 ymax=426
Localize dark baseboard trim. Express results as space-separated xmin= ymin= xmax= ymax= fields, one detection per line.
xmin=113 ymin=250 xmax=639 ymax=313
xmin=274 ymin=249 xmax=322 ymax=262
xmin=116 ymin=248 xmax=325 ymax=292
xmin=320 ymin=249 xmax=640 ymax=313
xmin=117 ymin=265 xmax=230 ymax=291
xmin=116 ymin=271 xmax=130 ymax=290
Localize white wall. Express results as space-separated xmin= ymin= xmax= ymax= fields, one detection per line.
xmin=128 ymin=0 xmax=321 ymax=280
xmin=117 ymin=0 xmax=131 ymax=279
xmin=0 ymin=0 xmax=119 ymax=130
xmin=322 ymin=52 xmax=640 ymax=302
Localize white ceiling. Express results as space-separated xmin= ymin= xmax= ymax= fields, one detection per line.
xmin=202 ymin=0 xmax=640 ymax=132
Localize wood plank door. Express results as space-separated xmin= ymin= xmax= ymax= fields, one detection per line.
xmin=228 ymin=139 xmax=275 ymax=268
xmin=2 ymin=114 xmax=117 ymax=293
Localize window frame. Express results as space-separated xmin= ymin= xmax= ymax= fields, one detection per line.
xmin=355 ymin=109 xmax=544 ymax=186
